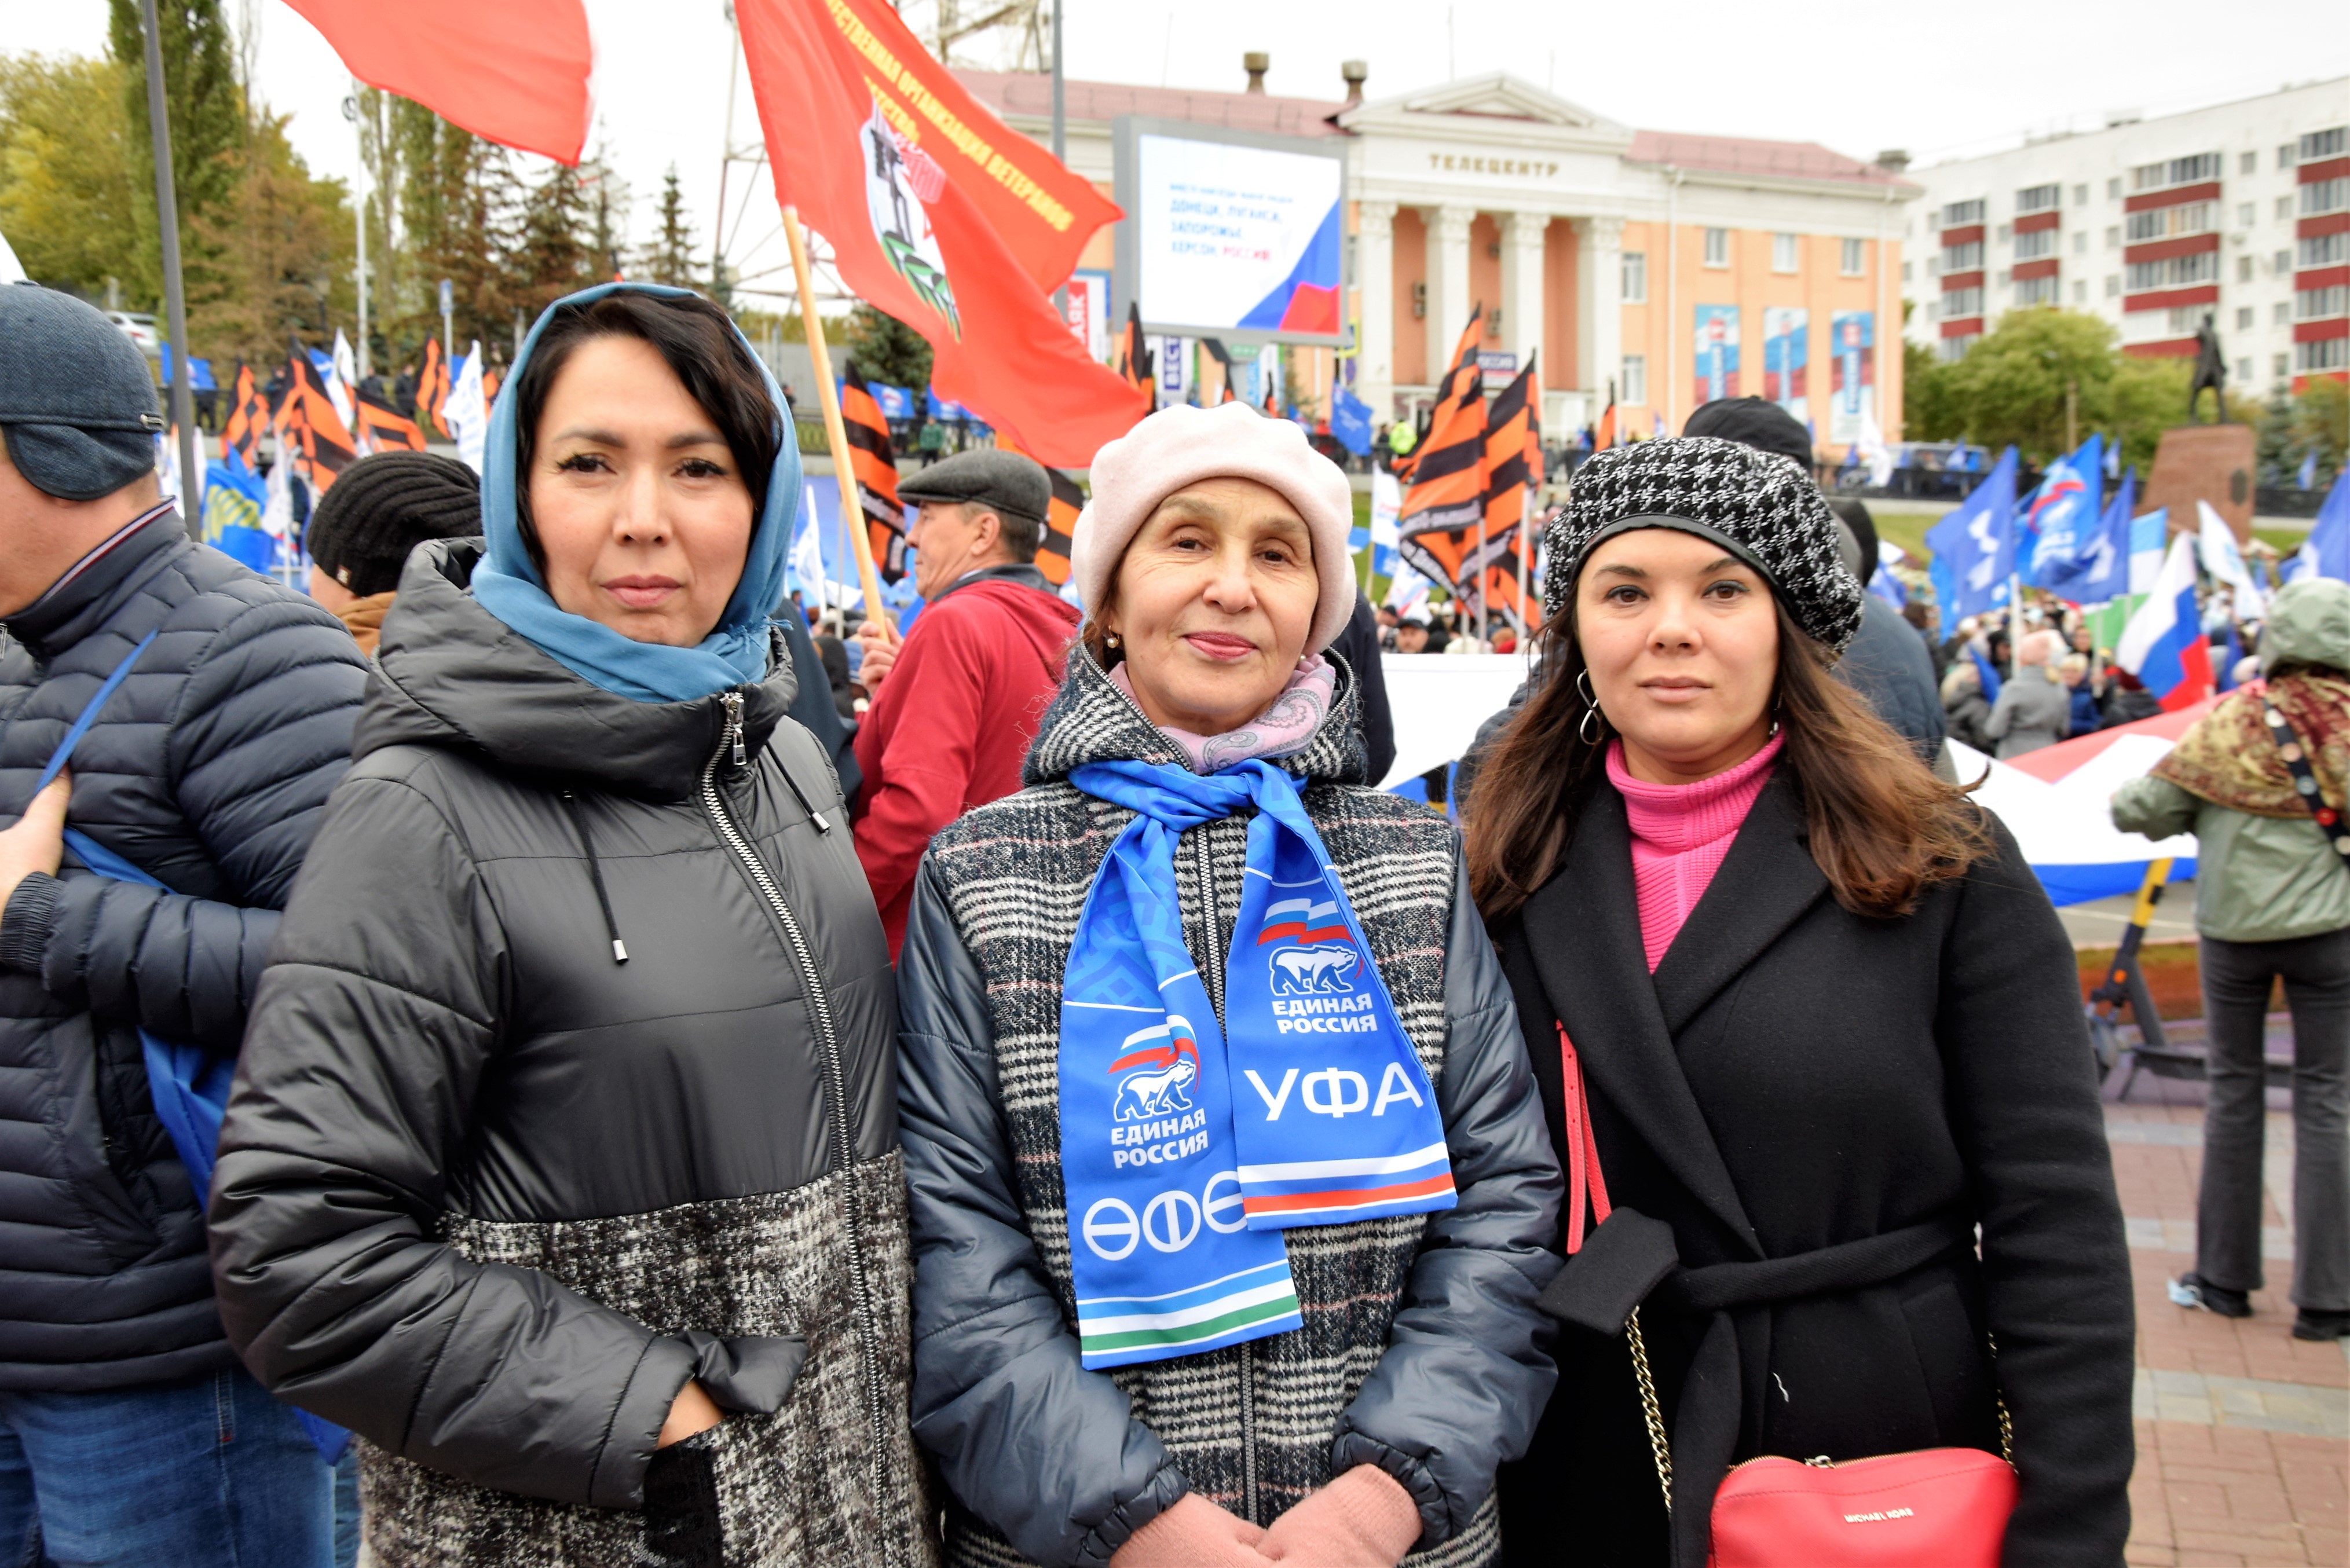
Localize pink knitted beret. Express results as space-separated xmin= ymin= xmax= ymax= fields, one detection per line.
xmin=1071 ymin=401 xmax=1359 ymax=654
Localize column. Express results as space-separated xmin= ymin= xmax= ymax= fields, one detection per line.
xmin=1355 ymin=200 xmax=1396 ymax=420
xmin=1575 ymin=215 xmax=1625 ymax=404
xmin=1498 ymin=212 xmax=1548 ymax=378
xmin=1423 ymin=203 xmax=1475 ymax=383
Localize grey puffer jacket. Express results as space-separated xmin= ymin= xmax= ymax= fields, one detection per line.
xmin=0 ymin=504 xmax=365 ymax=1390
xmin=897 ymin=651 xmax=1563 ymax=1568
xmin=208 ymin=541 xmax=936 ymax=1568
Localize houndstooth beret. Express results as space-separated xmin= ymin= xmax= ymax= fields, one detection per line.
xmin=1542 ymin=436 xmax=1864 ymax=654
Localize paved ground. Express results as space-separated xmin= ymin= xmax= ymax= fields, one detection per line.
xmin=2109 ymin=1047 xmax=2349 ymax=1566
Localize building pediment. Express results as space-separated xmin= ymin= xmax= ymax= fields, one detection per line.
xmin=1339 ymin=72 xmax=1634 ymax=149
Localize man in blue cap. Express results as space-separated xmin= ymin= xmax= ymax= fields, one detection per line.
xmin=0 ymin=284 xmax=364 ymax=1565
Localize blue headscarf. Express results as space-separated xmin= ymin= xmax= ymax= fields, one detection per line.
xmin=470 ymin=281 xmax=801 ymax=704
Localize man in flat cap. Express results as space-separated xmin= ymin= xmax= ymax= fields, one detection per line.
xmin=0 ymin=285 xmax=364 ymax=1563
xmin=851 ymin=446 xmax=1078 ymax=955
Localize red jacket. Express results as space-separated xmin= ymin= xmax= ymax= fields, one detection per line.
xmin=852 ymin=570 xmax=1079 ymax=955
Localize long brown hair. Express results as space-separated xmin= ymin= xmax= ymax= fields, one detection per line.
xmin=1465 ymin=598 xmax=1991 ymax=925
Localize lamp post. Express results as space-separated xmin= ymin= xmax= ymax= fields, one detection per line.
xmin=343 ymin=91 xmax=369 ymax=380
xmin=138 ymin=0 xmax=200 ymax=538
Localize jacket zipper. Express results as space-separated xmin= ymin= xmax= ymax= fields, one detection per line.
xmin=700 ymin=691 xmax=894 ymax=1545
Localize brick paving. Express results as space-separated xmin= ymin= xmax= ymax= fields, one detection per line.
xmin=2110 ymin=1069 xmax=2350 ymax=1566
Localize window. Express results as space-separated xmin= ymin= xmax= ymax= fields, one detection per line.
xmin=1621 ymin=250 xmax=1648 ymax=303
xmin=2300 ymin=233 xmax=2350 ymax=266
xmin=1703 ymin=228 xmax=1728 ymax=267
xmin=1840 ymin=237 xmax=1865 ymax=276
xmin=2073 ymin=280 xmax=2088 ymax=303
xmin=2280 ymin=144 xmax=2297 ymax=169
xmin=2301 ymin=127 xmax=2349 ymax=161
xmin=2105 ymin=226 xmax=2120 ymax=248
xmin=2276 ymin=302 xmax=2293 ymax=325
xmin=1942 ymin=199 xmax=1986 ymax=227
xmin=2236 ymin=357 xmax=2253 ymax=382
xmin=1901 ymin=261 xmax=1912 ymax=283
xmin=1941 ymin=240 xmax=1983 ymax=271
xmin=2016 ymin=274 xmax=2060 ymax=306
xmin=2301 ymin=178 xmax=2349 ymax=215
xmin=1996 ymin=269 xmax=2011 ymax=287
xmin=2279 ymin=196 xmax=2297 ymax=221
xmin=1925 ymin=300 xmax=1939 ymax=321
xmin=1621 ymin=354 xmax=1648 ymax=406
xmin=2073 ymin=230 xmax=2088 ymax=254
xmin=2105 ymin=274 xmax=2121 ymax=297
xmin=2106 ymin=177 xmax=2122 ymax=199
xmin=1927 ymin=255 xmax=1940 ymax=277
xmin=2073 ymin=183 xmax=2089 ymax=206
xmin=2276 ymin=352 xmax=2292 ymax=377
xmin=2238 ymin=203 xmax=2256 ymax=227
xmin=1772 ymin=233 xmax=1799 ymax=273
xmin=1940 ymin=334 xmax=1978 ymax=362
xmin=2297 ymin=285 xmax=2350 ymax=319
xmin=2241 ymin=151 xmax=2259 ymax=175
xmin=2016 ymin=182 xmax=2061 ymax=214
xmin=2015 ymin=228 xmax=2056 ymax=260
xmin=2125 ymin=252 xmax=2221 ymax=290
xmin=2126 ymin=201 xmax=2216 ymax=241
xmin=1997 ymin=222 xmax=2012 ymax=243
xmin=1941 ymin=287 xmax=1983 ymax=318
xmin=2131 ymin=152 xmax=2223 ymax=191
xmin=2238 ymin=255 xmax=2255 ymax=283
xmin=2236 ymin=306 xmax=2254 ymax=329
xmin=2166 ymin=306 xmax=2212 ymax=333
xmin=2297 ymin=338 xmax=2349 ymax=373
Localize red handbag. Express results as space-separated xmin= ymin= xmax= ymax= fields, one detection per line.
xmin=1554 ymin=1024 xmax=2017 ymax=1568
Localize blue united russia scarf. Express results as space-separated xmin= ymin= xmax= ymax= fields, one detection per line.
xmin=1059 ymin=759 xmax=1454 ymax=1370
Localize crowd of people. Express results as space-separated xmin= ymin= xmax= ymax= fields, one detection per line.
xmin=0 ymin=278 xmax=2337 ymax=1568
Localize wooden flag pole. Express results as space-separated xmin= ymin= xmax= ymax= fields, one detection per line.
xmin=782 ymin=204 xmax=890 ymax=633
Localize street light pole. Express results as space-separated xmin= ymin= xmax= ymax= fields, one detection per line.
xmin=344 ymin=90 xmax=369 ymax=381
xmin=139 ymin=0 xmax=200 ymax=538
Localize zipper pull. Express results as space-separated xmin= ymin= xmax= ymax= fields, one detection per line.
xmin=722 ymin=690 xmax=746 ymax=768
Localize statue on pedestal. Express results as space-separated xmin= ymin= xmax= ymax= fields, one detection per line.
xmin=2189 ymin=314 xmax=2228 ymax=423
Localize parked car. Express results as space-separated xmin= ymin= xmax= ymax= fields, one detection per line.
xmin=107 ymin=310 xmax=160 ymax=358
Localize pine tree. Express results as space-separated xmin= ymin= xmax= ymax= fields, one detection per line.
xmin=513 ymin=161 xmax=595 ymax=318
xmin=640 ymin=166 xmax=701 ymax=290
xmin=397 ymin=107 xmax=522 ymax=354
xmin=579 ymin=146 xmax=629 ymax=284
xmin=841 ymin=304 xmax=933 ymax=393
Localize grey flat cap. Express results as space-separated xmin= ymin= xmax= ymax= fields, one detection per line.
xmin=897 ymin=447 xmax=1049 ymax=526
xmin=0 ymin=284 xmax=165 ymax=501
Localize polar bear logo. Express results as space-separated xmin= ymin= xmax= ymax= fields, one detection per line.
xmin=1269 ymin=946 xmax=1359 ymax=994
xmin=1113 ymin=1055 xmax=1197 ymax=1121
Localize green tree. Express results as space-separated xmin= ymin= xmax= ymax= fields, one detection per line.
xmin=639 ymin=165 xmax=701 ymax=288
xmin=0 ymin=53 xmax=144 ymax=300
xmin=397 ymin=105 xmax=522 ymax=354
xmin=190 ymin=110 xmax=353 ymax=362
xmin=579 ymin=146 xmax=628 ymax=284
xmin=1901 ymin=338 xmax=1963 ymax=443
xmin=841 ymin=303 xmax=932 ymax=392
xmin=513 ymin=160 xmax=595 ymax=320
xmin=107 ymin=0 xmax=244 ymax=301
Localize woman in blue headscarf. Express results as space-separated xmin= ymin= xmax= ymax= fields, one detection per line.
xmin=210 ymin=285 xmax=936 ymax=1568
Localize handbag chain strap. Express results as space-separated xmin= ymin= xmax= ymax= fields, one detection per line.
xmin=1560 ymin=1022 xmax=2014 ymax=1523
xmin=2263 ymin=697 xmax=2350 ymax=864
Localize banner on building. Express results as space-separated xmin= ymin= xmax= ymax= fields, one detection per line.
xmin=1829 ymin=311 xmax=1875 ymax=446
xmin=1158 ymin=336 xmax=1189 ymax=403
xmin=1693 ymin=305 xmax=1740 ymax=402
xmin=1762 ymin=308 xmax=1806 ymax=421
xmin=1065 ymin=269 xmax=1111 ymax=361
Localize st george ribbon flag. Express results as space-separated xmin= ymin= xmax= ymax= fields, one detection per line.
xmin=1925 ymin=445 xmax=2019 ymax=622
xmin=285 ymin=0 xmax=592 ymax=164
xmin=736 ymin=0 xmax=1146 ymax=466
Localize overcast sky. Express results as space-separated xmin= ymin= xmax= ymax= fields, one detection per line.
xmin=12 ymin=0 xmax=2345 ymax=306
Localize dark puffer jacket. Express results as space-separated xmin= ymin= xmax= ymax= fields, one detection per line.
xmin=0 ymin=505 xmax=365 ymax=1390
xmin=208 ymin=541 xmax=935 ymax=1568
xmin=897 ymin=652 xmax=1563 ymax=1567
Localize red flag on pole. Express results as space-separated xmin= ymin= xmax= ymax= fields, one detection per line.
xmin=736 ymin=0 xmax=1147 ymax=467
xmin=283 ymin=0 xmax=592 ymax=164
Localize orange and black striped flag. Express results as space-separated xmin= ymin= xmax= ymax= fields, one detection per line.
xmin=354 ymin=384 xmax=428 ymax=453
xmin=416 ymin=339 xmax=451 ymax=438
xmin=994 ymin=433 xmax=1082 ymax=588
xmin=279 ymin=345 xmax=356 ymax=494
xmin=1471 ymin=356 xmax=1543 ymax=633
xmin=839 ymin=360 xmax=908 ymax=583
xmin=1115 ymin=302 xmax=1155 ymax=412
xmin=221 ymin=361 xmax=268 ymax=470
xmin=1396 ymin=306 xmax=1487 ymax=587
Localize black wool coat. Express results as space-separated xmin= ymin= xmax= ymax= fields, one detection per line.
xmin=1491 ymin=774 xmax=2134 ymax=1568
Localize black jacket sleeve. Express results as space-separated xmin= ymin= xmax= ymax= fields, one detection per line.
xmin=1333 ymin=592 xmax=1397 ymax=785
xmin=11 ymin=601 xmax=364 ymax=1049
xmin=1939 ymin=814 xmax=2136 ymax=1566
xmin=1330 ymin=854 xmax=1563 ymax=1547
xmin=776 ymin=613 xmax=862 ymax=805
xmin=896 ymin=856 xmax=1184 ymax=1566
xmin=208 ymin=768 xmax=697 ymax=1512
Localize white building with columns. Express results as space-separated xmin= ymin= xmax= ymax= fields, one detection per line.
xmin=961 ymin=61 xmax=1919 ymax=450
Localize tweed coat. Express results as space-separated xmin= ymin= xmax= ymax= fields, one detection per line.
xmin=895 ymin=651 xmax=1564 ymax=1568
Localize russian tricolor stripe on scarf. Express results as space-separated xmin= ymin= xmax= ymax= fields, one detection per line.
xmin=1073 ymin=1259 xmax=1304 ymax=1361
xmin=1236 ymin=1140 xmax=1456 ymax=1223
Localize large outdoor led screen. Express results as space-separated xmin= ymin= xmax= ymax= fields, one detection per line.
xmin=1113 ymin=118 xmax=1346 ymax=346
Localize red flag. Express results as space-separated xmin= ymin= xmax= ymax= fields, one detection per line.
xmin=840 ymin=361 xmax=908 ymax=582
xmin=1396 ymin=309 xmax=1487 ymax=585
xmin=285 ymin=0 xmax=591 ymax=164
xmin=737 ymin=0 xmax=1147 ymax=467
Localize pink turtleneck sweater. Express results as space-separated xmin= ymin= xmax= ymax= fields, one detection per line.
xmin=1606 ymin=733 xmax=1784 ymax=972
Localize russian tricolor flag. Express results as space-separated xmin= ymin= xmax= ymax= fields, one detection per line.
xmin=2115 ymin=531 xmax=2214 ymax=712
